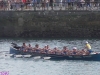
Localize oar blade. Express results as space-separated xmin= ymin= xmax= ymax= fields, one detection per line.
xmin=23 ymin=55 xmax=31 ymax=58
xmin=33 ymin=56 xmax=41 ymax=59
xmin=15 ymin=55 xmax=23 ymax=58
xmin=43 ymin=57 xmax=51 ymax=60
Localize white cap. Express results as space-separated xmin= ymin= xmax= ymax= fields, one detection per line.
xmin=73 ymin=47 xmax=77 ymax=50
xmin=85 ymin=41 xmax=88 ymax=44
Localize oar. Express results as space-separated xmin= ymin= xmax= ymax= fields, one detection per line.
xmin=15 ymin=55 xmax=23 ymax=58
xmin=23 ymin=55 xmax=31 ymax=58
xmin=0 ymin=51 xmax=9 ymax=53
xmin=43 ymin=57 xmax=51 ymax=60
xmin=33 ymin=56 xmax=41 ymax=59
xmin=5 ymin=54 xmax=14 ymax=57
xmin=0 ymin=51 xmax=12 ymax=57
xmin=96 ymin=52 xmax=100 ymax=54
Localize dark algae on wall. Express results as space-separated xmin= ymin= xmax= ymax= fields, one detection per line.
xmin=0 ymin=11 xmax=100 ymax=38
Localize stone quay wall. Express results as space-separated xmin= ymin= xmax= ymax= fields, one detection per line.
xmin=0 ymin=11 xmax=100 ymax=38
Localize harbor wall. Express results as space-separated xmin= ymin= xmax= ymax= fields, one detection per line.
xmin=0 ymin=11 xmax=100 ymax=38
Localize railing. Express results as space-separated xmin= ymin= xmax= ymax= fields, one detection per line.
xmin=0 ymin=1 xmax=100 ymax=11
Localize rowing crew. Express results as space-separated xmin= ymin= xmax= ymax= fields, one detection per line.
xmin=17 ymin=41 xmax=93 ymax=55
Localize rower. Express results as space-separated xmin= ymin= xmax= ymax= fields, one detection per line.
xmin=34 ymin=44 xmax=41 ymax=53
xmin=42 ymin=45 xmax=47 ymax=53
xmin=81 ymin=49 xmax=86 ymax=55
xmin=53 ymin=47 xmax=58 ymax=54
xmin=43 ymin=45 xmax=50 ymax=53
xmin=62 ymin=46 xmax=68 ymax=55
xmin=21 ymin=43 xmax=28 ymax=51
xmin=72 ymin=47 xmax=77 ymax=55
xmin=47 ymin=45 xmax=50 ymax=50
xmin=27 ymin=44 xmax=33 ymax=52
xmin=85 ymin=41 xmax=93 ymax=53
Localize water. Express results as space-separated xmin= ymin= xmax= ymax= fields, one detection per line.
xmin=0 ymin=39 xmax=100 ymax=75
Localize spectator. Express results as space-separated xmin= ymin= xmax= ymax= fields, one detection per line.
xmin=46 ymin=0 xmax=49 ymax=10
xmin=94 ymin=0 xmax=98 ymax=7
xmin=10 ymin=0 xmax=16 ymax=10
xmin=50 ymin=0 xmax=53 ymax=10
xmin=85 ymin=0 xmax=90 ymax=7
xmin=15 ymin=0 xmax=21 ymax=10
xmin=41 ymin=0 xmax=46 ymax=10
xmin=22 ymin=0 xmax=26 ymax=9
xmin=80 ymin=0 xmax=85 ymax=7
xmin=0 ymin=0 xmax=4 ymax=10
xmin=26 ymin=0 xmax=30 ymax=9
xmin=37 ymin=0 xmax=41 ymax=9
xmin=59 ymin=0 xmax=63 ymax=9
xmin=33 ymin=0 xmax=37 ymax=10
xmin=7 ymin=0 xmax=11 ymax=10
xmin=67 ymin=0 xmax=71 ymax=7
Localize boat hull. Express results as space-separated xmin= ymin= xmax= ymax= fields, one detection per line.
xmin=10 ymin=47 xmax=100 ymax=61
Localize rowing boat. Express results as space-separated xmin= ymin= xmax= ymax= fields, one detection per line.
xmin=9 ymin=45 xmax=100 ymax=61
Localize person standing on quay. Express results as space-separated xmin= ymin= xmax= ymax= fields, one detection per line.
xmin=41 ymin=0 xmax=46 ymax=10
xmin=50 ymin=0 xmax=53 ymax=10
xmin=22 ymin=0 xmax=27 ymax=9
xmin=59 ymin=0 xmax=63 ymax=10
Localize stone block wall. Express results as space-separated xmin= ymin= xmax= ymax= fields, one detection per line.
xmin=0 ymin=11 xmax=100 ymax=38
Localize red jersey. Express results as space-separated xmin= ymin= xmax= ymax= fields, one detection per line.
xmin=22 ymin=0 xmax=26 ymax=3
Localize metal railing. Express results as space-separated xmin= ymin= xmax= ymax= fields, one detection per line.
xmin=0 ymin=1 xmax=100 ymax=11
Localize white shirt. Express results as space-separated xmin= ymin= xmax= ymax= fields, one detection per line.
xmin=59 ymin=0 xmax=63 ymax=2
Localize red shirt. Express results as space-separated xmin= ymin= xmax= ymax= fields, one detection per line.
xmin=22 ymin=0 xmax=26 ymax=3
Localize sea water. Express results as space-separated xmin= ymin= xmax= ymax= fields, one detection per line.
xmin=0 ymin=39 xmax=100 ymax=75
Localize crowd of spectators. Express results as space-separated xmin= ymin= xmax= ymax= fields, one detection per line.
xmin=0 ymin=0 xmax=99 ymax=10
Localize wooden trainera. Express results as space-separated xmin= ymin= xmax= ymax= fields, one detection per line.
xmin=10 ymin=45 xmax=100 ymax=61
